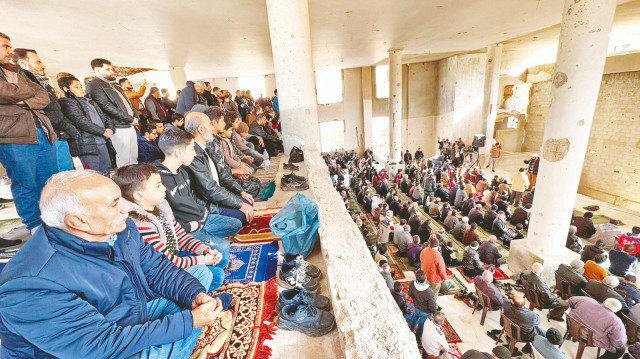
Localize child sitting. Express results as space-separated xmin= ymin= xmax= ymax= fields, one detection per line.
xmin=113 ymin=163 xmax=229 ymax=290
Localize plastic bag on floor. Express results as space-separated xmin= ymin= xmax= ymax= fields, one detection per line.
xmin=269 ymin=193 xmax=320 ymax=258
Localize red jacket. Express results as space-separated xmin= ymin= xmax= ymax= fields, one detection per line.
xmin=420 ymin=248 xmax=447 ymax=284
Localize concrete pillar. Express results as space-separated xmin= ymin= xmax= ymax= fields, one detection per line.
xmin=169 ymin=66 xmax=187 ymax=92
xmin=388 ymin=49 xmax=403 ymax=163
xmin=479 ymin=43 xmax=503 ymax=156
xmin=509 ymin=0 xmax=616 ymax=280
xmin=265 ymin=0 xmax=321 ymax=153
xmin=362 ymin=67 xmax=374 ymax=152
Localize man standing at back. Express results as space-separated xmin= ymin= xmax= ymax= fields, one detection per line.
xmin=86 ymin=58 xmax=139 ymax=167
xmin=0 ymin=32 xmax=58 ymax=243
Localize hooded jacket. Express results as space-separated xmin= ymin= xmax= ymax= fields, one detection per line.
xmin=175 ymin=81 xmax=196 ymax=115
xmin=0 ymin=220 xmax=203 ymax=358
xmin=155 ymin=161 xmax=209 ymax=231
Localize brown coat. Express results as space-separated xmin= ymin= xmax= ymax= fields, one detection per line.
xmin=0 ymin=64 xmax=56 ymax=144
xmin=124 ymin=84 xmax=146 ymax=115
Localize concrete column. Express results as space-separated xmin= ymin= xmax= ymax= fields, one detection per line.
xmin=388 ymin=49 xmax=403 ymax=162
xmin=362 ymin=67 xmax=374 ymax=152
xmin=265 ymin=0 xmax=321 ymax=152
xmin=479 ymin=43 xmax=503 ymax=155
xmin=509 ymin=0 xmax=616 ymax=280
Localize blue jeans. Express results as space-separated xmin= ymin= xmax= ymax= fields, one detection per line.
xmin=243 ymin=148 xmax=264 ymax=167
xmin=189 ymin=213 xmax=240 ymax=268
xmin=55 ymin=139 xmax=74 ymax=171
xmin=129 ymin=265 xmax=213 ymax=359
xmin=80 ymin=142 xmax=111 ymax=177
xmin=219 ymin=206 xmax=248 ymax=226
xmin=409 ymin=308 xmax=431 ymax=339
xmin=0 ymin=128 xmax=59 ymax=229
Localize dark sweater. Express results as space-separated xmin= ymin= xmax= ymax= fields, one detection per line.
xmin=408 ymin=282 xmax=437 ymax=314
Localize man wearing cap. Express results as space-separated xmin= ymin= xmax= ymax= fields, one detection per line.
xmin=568 ymin=297 xmax=627 ymax=359
xmin=532 ymin=328 xmax=567 ymax=359
xmin=460 ymin=346 xmax=511 ymax=359
xmin=556 ymin=260 xmax=588 ymax=296
xmin=523 ymin=154 xmax=539 ymax=190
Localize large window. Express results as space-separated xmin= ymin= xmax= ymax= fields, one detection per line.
xmin=375 ymin=65 xmax=389 ymax=98
xmin=238 ymin=76 xmax=267 ymax=98
xmin=319 ymin=121 xmax=345 ymax=152
xmin=315 ymin=69 xmax=343 ymax=105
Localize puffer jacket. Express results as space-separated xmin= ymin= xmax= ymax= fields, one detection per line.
xmin=0 ymin=220 xmax=204 ymax=358
xmin=0 ymin=64 xmax=56 ymax=144
xmin=156 ymin=161 xmax=210 ymax=231
xmin=59 ymin=95 xmax=114 ymax=156
xmin=186 ymin=142 xmax=243 ymax=212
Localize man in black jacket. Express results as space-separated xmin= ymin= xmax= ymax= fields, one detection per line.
xmin=86 ymin=58 xmax=139 ymax=167
xmin=483 ymin=205 xmax=499 ymax=231
xmin=520 ymin=263 xmax=569 ymax=320
xmin=556 ymin=260 xmax=588 ymax=296
xmin=13 ymin=48 xmax=79 ymax=171
xmin=156 ymin=127 xmax=242 ymax=255
xmin=183 ymin=110 xmax=254 ymax=226
xmin=584 ymin=277 xmax=630 ymax=313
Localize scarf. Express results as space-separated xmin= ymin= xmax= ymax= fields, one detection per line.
xmin=155 ymin=211 xmax=178 ymax=255
xmin=33 ymin=72 xmax=52 ymax=90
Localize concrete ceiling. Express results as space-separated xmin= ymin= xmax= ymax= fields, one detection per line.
xmin=3 ymin=0 xmax=638 ymax=81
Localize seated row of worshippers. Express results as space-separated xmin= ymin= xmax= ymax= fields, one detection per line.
xmin=0 ymin=112 xmax=281 ymax=357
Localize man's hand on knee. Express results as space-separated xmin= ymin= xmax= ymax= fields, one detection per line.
xmin=240 ymin=203 xmax=254 ymax=223
xmin=192 ymin=297 xmax=223 ymax=328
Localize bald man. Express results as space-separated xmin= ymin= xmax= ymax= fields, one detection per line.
xmin=520 ymin=262 xmax=569 ymax=321
xmin=0 ymin=170 xmax=230 ymax=358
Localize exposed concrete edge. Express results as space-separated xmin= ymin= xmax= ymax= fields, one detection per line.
xmin=303 ymin=147 xmax=421 ymax=359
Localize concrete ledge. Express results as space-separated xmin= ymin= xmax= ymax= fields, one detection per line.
xmin=304 ymin=147 xmax=421 ymax=359
xmin=508 ymin=240 xmax=580 ymax=283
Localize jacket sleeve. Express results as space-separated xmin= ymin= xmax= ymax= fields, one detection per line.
xmin=60 ymin=99 xmax=107 ymax=137
xmin=128 ymin=85 xmax=146 ymax=100
xmin=137 ymin=229 xmax=206 ymax=308
xmin=21 ymin=76 xmax=51 ymax=110
xmin=187 ymin=155 xmax=244 ymax=209
xmin=87 ymin=83 xmax=133 ymax=124
xmin=222 ymin=140 xmax=244 ymax=169
xmin=0 ymin=277 xmax=194 ymax=359
xmin=0 ymin=76 xmax=37 ymax=104
xmin=145 ymin=98 xmax=161 ymax=122
xmin=92 ymin=99 xmax=115 ymax=131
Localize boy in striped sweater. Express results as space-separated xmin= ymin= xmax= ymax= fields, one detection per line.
xmin=113 ymin=163 xmax=229 ymax=291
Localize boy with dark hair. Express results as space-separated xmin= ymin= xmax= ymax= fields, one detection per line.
xmin=155 ymin=127 xmax=241 ymax=256
xmin=137 ymin=123 xmax=164 ymax=163
xmin=113 ymin=163 xmax=228 ymax=290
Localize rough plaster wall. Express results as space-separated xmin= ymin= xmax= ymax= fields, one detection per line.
xmin=436 ymin=57 xmax=457 ymax=141
xmin=452 ymin=53 xmax=488 ymax=144
xmin=407 ymin=62 xmax=438 ymax=156
xmin=304 ymin=147 xmax=421 ymax=359
xmin=524 ymin=72 xmax=640 ymax=211
xmin=264 ymin=73 xmax=277 ymax=97
xmin=212 ymin=77 xmax=240 ymax=95
xmin=316 ymin=69 xmax=364 ymax=151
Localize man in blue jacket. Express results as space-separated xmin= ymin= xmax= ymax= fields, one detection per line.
xmin=0 ymin=170 xmax=229 ymax=358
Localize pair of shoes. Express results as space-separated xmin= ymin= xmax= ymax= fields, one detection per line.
xmin=283 ymin=253 xmax=322 ymax=278
xmin=283 ymin=163 xmax=299 ymax=171
xmin=277 ymin=261 xmax=321 ymax=293
xmin=281 ymin=175 xmax=309 ymax=191
xmin=283 ymin=172 xmax=307 ymax=184
xmin=277 ymin=289 xmax=335 ymax=336
xmin=486 ymin=330 xmax=501 ymax=342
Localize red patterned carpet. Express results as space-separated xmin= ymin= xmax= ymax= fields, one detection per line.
xmin=191 ymin=279 xmax=278 ymax=359
xmin=233 ymin=208 xmax=281 ymax=245
xmin=456 ymin=266 xmax=509 ymax=283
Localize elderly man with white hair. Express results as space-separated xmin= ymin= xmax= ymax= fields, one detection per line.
xmin=395 ymin=224 xmax=413 ymax=256
xmin=568 ymin=296 xmax=627 ymax=359
xmin=584 ymin=276 xmax=630 ymax=313
xmin=176 ymin=80 xmax=206 ymax=115
xmin=0 ymin=171 xmax=231 ymax=358
xmin=520 ymin=262 xmax=569 ymax=321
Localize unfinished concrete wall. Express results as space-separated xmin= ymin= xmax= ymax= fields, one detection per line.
xmin=304 ymin=147 xmax=421 ymax=359
xmin=436 ymin=57 xmax=457 ymax=142
xmin=407 ymin=62 xmax=438 ymax=157
xmin=524 ymin=71 xmax=640 ymax=211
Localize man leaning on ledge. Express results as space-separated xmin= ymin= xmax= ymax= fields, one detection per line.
xmin=0 ymin=171 xmax=229 ymax=358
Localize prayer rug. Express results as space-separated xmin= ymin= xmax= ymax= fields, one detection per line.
xmin=574 ymin=210 xmax=625 ymax=226
xmin=389 ymin=263 xmax=406 ymax=280
xmin=456 ymin=266 xmax=509 ymax=284
xmin=255 ymin=181 xmax=276 ymax=202
xmin=254 ymin=155 xmax=282 ymax=183
xmin=233 ymin=208 xmax=281 ymax=245
xmin=448 ymin=344 xmax=463 ymax=358
xmin=442 ymin=319 xmax=462 ymax=344
xmin=387 ymin=243 xmax=413 ymax=271
xmin=400 ymin=274 xmax=466 ymax=299
xmin=225 ymin=241 xmax=279 ymax=285
xmin=191 ymin=278 xmax=278 ymax=359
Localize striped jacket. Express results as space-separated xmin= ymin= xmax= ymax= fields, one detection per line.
xmin=127 ymin=199 xmax=208 ymax=268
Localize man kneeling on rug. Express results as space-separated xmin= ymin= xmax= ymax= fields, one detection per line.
xmin=0 ymin=171 xmax=230 ymax=358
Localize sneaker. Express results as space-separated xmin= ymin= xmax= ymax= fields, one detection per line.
xmin=276 ymin=287 xmax=330 ymax=312
xmin=277 ymin=302 xmax=335 ymax=336
xmin=283 ymin=172 xmax=307 ymax=184
xmin=277 ymin=262 xmax=321 ymax=293
xmin=280 ymin=177 xmax=309 ymax=191
xmin=283 ymin=163 xmax=299 ymax=171
xmin=283 ymin=253 xmax=321 ymax=278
